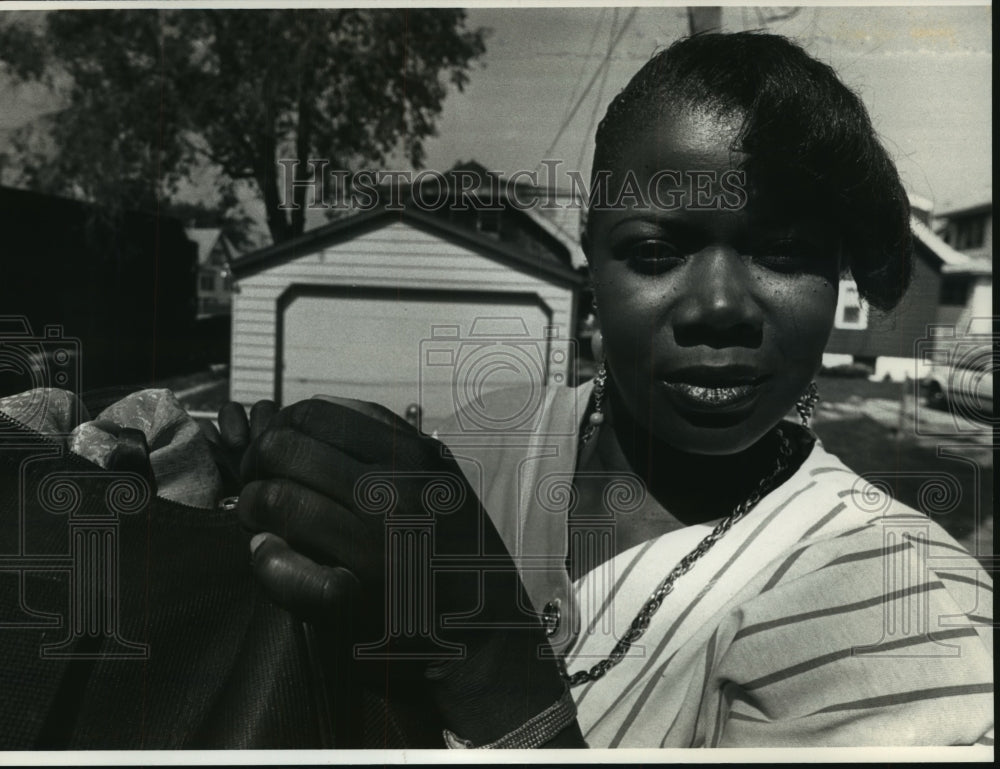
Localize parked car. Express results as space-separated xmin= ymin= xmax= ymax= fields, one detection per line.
xmin=921 ymin=357 xmax=994 ymax=423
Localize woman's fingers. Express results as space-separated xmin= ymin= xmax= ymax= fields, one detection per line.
xmin=218 ymin=401 xmax=251 ymax=451
xmin=242 ymin=428 xmax=371 ymax=504
xmin=312 ymin=394 xmax=406 ymax=431
xmin=250 ymin=532 xmax=361 ymax=627
xmin=195 ymin=416 xmax=222 ymax=446
xmin=267 ymin=398 xmax=429 ymax=467
xmin=238 ymin=479 xmax=380 ymax=582
xmin=249 ymin=399 xmax=277 ymax=441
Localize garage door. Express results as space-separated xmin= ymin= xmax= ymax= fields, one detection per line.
xmin=280 ymin=289 xmax=554 ymax=428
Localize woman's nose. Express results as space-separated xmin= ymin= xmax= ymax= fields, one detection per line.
xmin=672 ymin=247 xmax=763 ymax=348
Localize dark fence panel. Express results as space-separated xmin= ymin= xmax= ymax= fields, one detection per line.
xmin=0 ymin=187 xmax=200 ymax=398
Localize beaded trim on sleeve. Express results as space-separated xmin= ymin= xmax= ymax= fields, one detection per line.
xmin=442 ymin=686 xmax=577 ymax=749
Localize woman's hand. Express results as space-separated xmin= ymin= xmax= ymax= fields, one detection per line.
xmin=236 ymin=396 xmax=583 ymax=746
xmin=236 ymin=396 xmax=534 ymax=654
xmin=197 ymin=400 xmax=277 ymax=497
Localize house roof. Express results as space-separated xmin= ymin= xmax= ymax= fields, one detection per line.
xmin=935 ymin=200 xmax=992 ymax=219
xmin=495 ymin=186 xmax=587 ymax=268
xmin=910 ymin=216 xmax=991 ymax=275
xmin=521 ymin=205 xmax=586 ymax=268
xmin=409 ymin=162 xmax=580 ymax=265
xmin=230 ymin=204 xmax=584 ymax=287
xmin=447 ymin=159 xmax=501 ymax=183
xmin=298 ymin=160 xmax=586 ymax=266
xmin=186 ymin=228 xmax=230 ymax=267
xmin=435 ymin=163 xmax=590 ymax=267
xmin=907 ymin=192 xmax=934 ymax=215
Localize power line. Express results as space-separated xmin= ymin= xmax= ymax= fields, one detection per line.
xmin=575 ymin=7 xmax=619 ymax=173
xmin=540 ymin=7 xmax=637 ymax=162
xmin=558 ymin=6 xmax=607 ymax=130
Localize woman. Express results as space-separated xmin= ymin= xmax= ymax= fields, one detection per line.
xmin=233 ymin=32 xmax=993 ymax=748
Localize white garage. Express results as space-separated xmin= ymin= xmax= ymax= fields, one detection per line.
xmin=229 ymin=205 xmax=582 ymax=429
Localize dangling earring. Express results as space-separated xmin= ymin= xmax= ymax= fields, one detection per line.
xmin=589 ymin=293 xmax=604 ymax=362
xmin=590 ymin=328 xmax=604 ymax=362
xmin=582 ymin=293 xmax=606 ymax=445
xmin=580 ymin=362 xmax=606 ymax=446
xmin=796 ymin=381 xmax=819 ymax=427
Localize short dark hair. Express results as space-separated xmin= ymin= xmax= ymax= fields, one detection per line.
xmin=591 ymin=31 xmax=912 ymax=311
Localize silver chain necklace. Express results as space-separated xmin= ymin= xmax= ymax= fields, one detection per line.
xmin=561 ymin=425 xmax=793 ymax=688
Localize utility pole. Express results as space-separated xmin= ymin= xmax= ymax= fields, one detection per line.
xmin=688 ymin=6 xmax=723 ymax=35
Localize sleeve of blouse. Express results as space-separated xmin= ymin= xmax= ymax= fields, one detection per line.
xmin=711 ymin=526 xmax=994 ymax=747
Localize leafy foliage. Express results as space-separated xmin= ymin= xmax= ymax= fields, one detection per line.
xmin=0 ymin=9 xmax=487 ymax=243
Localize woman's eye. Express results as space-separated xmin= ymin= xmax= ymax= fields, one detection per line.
xmin=751 ymin=239 xmax=814 ymax=270
xmin=615 ymin=240 xmax=683 ymax=273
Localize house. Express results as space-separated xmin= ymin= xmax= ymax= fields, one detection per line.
xmin=933 ymin=199 xmax=992 ymax=337
xmin=935 ymin=200 xmax=992 ymax=262
xmin=186 ymin=228 xmax=236 ymax=318
xmin=228 ymin=169 xmax=583 ymax=426
xmin=824 ymin=215 xmax=991 ymax=380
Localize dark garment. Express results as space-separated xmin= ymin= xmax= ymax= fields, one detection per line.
xmin=0 ymin=412 xmax=438 ymax=749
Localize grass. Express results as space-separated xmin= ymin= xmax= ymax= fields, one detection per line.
xmin=812 ymin=373 xmax=993 ymax=564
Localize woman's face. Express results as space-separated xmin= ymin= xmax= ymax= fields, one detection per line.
xmin=585 ymin=106 xmax=841 ymax=455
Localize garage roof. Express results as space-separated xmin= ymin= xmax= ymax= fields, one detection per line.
xmin=231 ymin=202 xmax=583 ymax=288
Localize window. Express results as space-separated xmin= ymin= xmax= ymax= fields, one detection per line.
xmin=939 ymin=276 xmax=968 ymax=306
xmin=199 ymin=274 xmax=215 ymax=292
xmin=834 ymin=279 xmax=868 ymax=330
xmin=956 ymin=217 xmax=986 ymax=250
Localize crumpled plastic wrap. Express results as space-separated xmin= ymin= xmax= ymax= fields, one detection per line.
xmin=0 ymin=387 xmax=223 ymax=509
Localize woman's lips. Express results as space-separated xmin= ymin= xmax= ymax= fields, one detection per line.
xmin=658 ymin=376 xmax=767 ymax=414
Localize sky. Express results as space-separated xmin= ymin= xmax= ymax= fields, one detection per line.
xmin=419 ymin=3 xmax=992 ymax=215
xmin=0 ymin=2 xmax=992 ymax=244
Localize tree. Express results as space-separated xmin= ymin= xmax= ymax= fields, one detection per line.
xmin=0 ymin=9 xmax=487 ymax=243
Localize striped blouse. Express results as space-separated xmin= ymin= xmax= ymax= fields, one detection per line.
xmin=436 ymin=383 xmax=994 ymax=748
